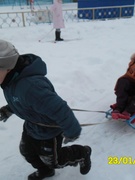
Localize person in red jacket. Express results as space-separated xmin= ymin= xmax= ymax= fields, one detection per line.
xmin=111 ymin=53 xmax=135 ymax=122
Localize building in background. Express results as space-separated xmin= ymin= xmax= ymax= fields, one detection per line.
xmin=0 ymin=0 xmax=76 ymax=6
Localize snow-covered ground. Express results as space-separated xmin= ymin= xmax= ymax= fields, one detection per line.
xmin=0 ymin=4 xmax=135 ymax=180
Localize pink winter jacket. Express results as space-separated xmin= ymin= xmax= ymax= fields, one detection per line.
xmin=51 ymin=0 xmax=65 ymax=29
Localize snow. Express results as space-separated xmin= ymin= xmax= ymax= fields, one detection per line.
xmin=0 ymin=4 xmax=135 ymax=180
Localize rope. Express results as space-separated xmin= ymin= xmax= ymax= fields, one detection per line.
xmin=28 ymin=108 xmax=135 ymax=129
xmin=72 ymin=108 xmax=107 ymax=113
xmin=27 ymin=109 xmax=112 ymax=128
xmin=29 ymin=120 xmax=109 ymax=128
xmin=72 ymin=108 xmax=112 ymax=118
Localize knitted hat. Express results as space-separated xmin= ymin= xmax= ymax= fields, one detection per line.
xmin=130 ymin=53 xmax=135 ymax=61
xmin=123 ymin=53 xmax=135 ymax=79
xmin=0 ymin=39 xmax=19 ymax=70
xmin=114 ymin=53 xmax=135 ymax=91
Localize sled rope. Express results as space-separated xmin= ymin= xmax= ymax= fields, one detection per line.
xmin=27 ymin=108 xmax=135 ymax=129
xmin=29 ymin=120 xmax=109 ymax=128
xmin=72 ymin=108 xmax=107 ymax=113
xmin=72 ymin=108 xmax=112 ymax=118
xmin=28 ymin=109 xmax=112 ymax=128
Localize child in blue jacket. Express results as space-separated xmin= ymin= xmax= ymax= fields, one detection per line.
xmin=0 ymin=39 xmax=91 ymax=180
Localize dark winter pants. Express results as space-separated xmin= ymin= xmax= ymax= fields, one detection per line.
xmin=19 ymin=129 xmax=86 ymax=171
xmin=125 ymin=96 xmax=135 ymax=114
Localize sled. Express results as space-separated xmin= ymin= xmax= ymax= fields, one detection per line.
xmin=105 ymin=109 xmax=135 ymax=129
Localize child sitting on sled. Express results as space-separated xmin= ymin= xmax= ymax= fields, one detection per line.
xmin=111 ymin=53 xmax=135 ymax=122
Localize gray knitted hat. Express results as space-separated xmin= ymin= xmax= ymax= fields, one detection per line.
xmin=0 ymin=39 xmax=19 ymax=70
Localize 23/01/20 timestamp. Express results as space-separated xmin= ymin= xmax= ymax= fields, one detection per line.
xmin=108 ymin=156 xmax=135 ymax=165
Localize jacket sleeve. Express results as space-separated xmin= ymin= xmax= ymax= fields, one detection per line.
xmin=115 ymin=78 xmax=130 ymax=112
xmin=26 ymin=80 xmax=82 ymax=138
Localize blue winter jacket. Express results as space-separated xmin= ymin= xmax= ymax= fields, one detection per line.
xmin=1 ymin=54 xmax=81 ymax=140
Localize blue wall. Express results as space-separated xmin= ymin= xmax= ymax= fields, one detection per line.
xmin=78 ymin=0 xmax=135 ymax=19
xmin=78 ymin=0 xmax=135 ymax=8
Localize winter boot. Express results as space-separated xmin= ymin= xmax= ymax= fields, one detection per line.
xmin=57 ymin=145 xmax=91 ymax=174
xmin=28 ymin=168 xmax=55 ymax=180
xmin=79 ymin=146 xmax=92 ymax=175
xmin=55 ymin=31 xmax=64 ymax=41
